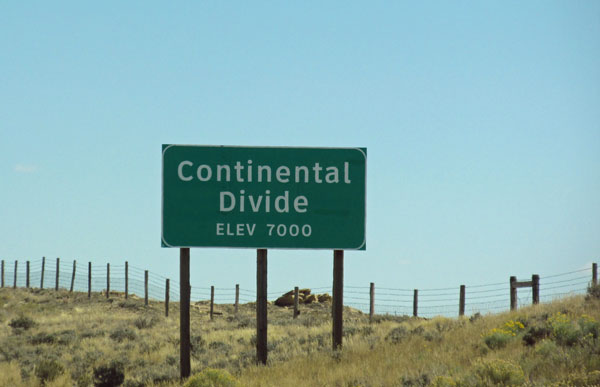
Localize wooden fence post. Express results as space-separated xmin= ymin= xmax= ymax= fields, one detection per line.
xmin=55 ymin=258 xmax=60 ymax=291
xmin=332 ymin=249 xmax=344 ymax=350
xmin=26 ymin=261 xmax=30 ymax=288
xmin=125 ymin=261 xmax=129 ymax=299
xmin=210 ymin=286 xmax=215 ymax=320
xmin=532 ymin=274 xmax=539 ymax=305
xmin=144 ymin=270 xmax=149 ymax=306
xmin=510 ymin=276 xmax=517 ymax=311
xmin=88 ymin=262 xmax=92 ymax=299
xmin=593 ymin=263 xmax=598 ymax=287
xmin=1 ymin=260 xmax=4 ymax=288
xmin=459 ymin=285 xmax=466 ymax=316
xmin=70 ymin=260 xmax=76 ymax=292
xmin=165 ymin=279 xmax=170 ymax=317
xmin=235 ymin=284 xmax=239 ymax=314
xmin=413 ymin=289 xmax=418 ymax=317
xmin=13 ymin=260 xmax=18 ymax=289
xmin=41 ymin=257 xmax=45 ymax=289
xmin=369 ymin=282 xmax=375 ymax=323
xmin=106 ymin=263 xmax=110 ymax=299
xmin=293 ymin=286 xmax=299 ymax=319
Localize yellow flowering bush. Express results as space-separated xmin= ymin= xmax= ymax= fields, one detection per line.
xmin=482 ymin=320 xmax=525 ymax=349
xmin=503 ymin=320 xmax=525 ymax=336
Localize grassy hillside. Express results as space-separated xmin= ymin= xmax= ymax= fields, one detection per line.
xmin=1 ymin=286 xmax=599 ymax=386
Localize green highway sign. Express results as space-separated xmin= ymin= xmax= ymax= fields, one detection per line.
xmin=161 ymin=145 xmax=366 ymax=250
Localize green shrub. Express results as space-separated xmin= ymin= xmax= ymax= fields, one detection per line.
xmin=133 ymin=315 xmax=158 ymax=330
xmin=184 ymin=368 xmax=240 ymax=387
xmin=81 ymin=328 xmax=105 ymax=339
xmin=371 ymin=314 xmax=410 ymax=324
xmin=565 ymin=370 xmax=600 ymax=386
xmin=586 ymin=284 xmax=600 ymax=300
xmin=400 ymin=373 xmax=431 ymax=386
xmin=118 ymin=300 xmax=143 ymax=310
xmin=127 ymin=364 xmax=178 ymax=385
xmin=234 ymin=316 xmax=255 ymax=328
xmin=423 ymin=330 xmax=443 ymax=342
xmin=548 ymin=312 xmax=580 ymax=346
xmin=191 ymin=335 xmax=207 ymax=358
xmin=299 ymin=314 xmax=328 ymax=328
xmin=343 ymin=325 xmax=374 ymax=337
xmin=93 ymin=360 xmax=125 ymax=387
xmin=30 ymin=332 xmax=57 ymax=345
xmin=469 ymin=312 xmax=482 ymax=323
xmin=9 ymin=315 xmax=35 ymax=330
xmin=75 ymin=372 xmax=93 ymax=387
xmin=472 ymin=359 xmax=525 ymax=386
xmin=385 ymin=325 xmax=409 ymax=343
xmin=209 ymin=341 xmax=232 ymax=353
xmin=343 ymin=325 xmax=360 ymax=337
xmin=431 ymin=375 xmax=458 ymax=387
xmin=522 ymin=325 xmax=551 ymax=346
xmin=483 ymin=329 xmax=512 ymax=350
xmin=35 ymin=359 xmax=64 ymax=385
xmin=579 ymin=315 xmax=600 ymax=339
xmin=360 ymin=326 xmax=375 ymax=336
xmin=109 ymin=326 xmax=137 ymax=342
xmin=534 ymin=339 xmax=559 ymax=357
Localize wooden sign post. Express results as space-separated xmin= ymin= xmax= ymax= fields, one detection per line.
xmin=332 ymin=250 xmax=344 ymax=350
xmin=257 ymin=249 xmax=268 ymax=364
xmin=180 ymin=248 xmax=191 ymax=379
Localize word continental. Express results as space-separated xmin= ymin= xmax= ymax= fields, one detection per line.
xmin=177 ymin=160 xmax=352 ymax=184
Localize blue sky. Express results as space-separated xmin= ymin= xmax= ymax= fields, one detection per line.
xmin=1 ymin=2 xmax=599 ymax=310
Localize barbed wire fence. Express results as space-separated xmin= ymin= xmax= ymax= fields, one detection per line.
xmin=0 ymin=258 xmax=596 ymax=318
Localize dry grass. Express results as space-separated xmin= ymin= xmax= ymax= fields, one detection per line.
xmin=1 ymin=286 xmax=599 ymax=386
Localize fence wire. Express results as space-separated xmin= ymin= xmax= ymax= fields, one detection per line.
xmin=0 ymin=258 xmax=595 ymax=318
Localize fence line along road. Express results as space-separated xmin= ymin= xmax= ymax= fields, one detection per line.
xmin=0 ymin=258 xmax=596 ymax=318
